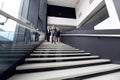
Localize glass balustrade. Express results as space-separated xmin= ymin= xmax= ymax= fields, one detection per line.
xmin=0 ymin=10 xmax=45 ymax=77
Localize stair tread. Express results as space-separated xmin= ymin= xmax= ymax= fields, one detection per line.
xmin=37 ymin=47 xmax=76 ymax=49
xmin=33 ymin=50 xmax=85 ymax=53
xmin=30 ymin=53 xmax=91 ymax=56
xmin=39 ymin=45 xmax=75 ymax=48
xmin=16 ymin=59 xmax=110 ymax=70
xmin=35 ymin=49 xmax=79 ymax=51
xmin=84 ymin=71 xmax=120 ymax=80
xmin=8 ymin=64 xmax=120 ymax=80
xmin=36 ymin=49 xmax=79 ymax=50
xmin=25 ymin=55 xmax=99 ymax=61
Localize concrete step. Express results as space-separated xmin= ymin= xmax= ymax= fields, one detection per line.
xmin=84 ymin=71 xmax=120 ymax=80
xmin=36 ymin=45 xmax=78 ymax=48
xmin=39 ymin=42 xmax=77 ymax=49
xmin=8 ymin=64 xmax=120 ymax=80
xmin=35 ymin=48 xmax=79 ymax=51
xmin=40 ymin=43 xmax=71 ymax=47
xmin=16 ymin=59 xmax=110 ymax=71
xmin=37 ymin=47 xmax=77 ymax=49
xmin=30 ymin=53 xmax=91 ymax=56
xmin=32 ymin=52 xmax=86 ymax=54
xmin=39 ymin=44 xmax=74 ymax=47
xmin=33 ymin=50 xmax=85 ymax=53
xmin=38 ymin=44 xmax=77 ymax=49
xmin=25 ymin=56 xmax=99 ymax=61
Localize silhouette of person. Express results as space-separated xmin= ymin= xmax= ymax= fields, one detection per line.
xmin=46 ymin=26 xmax=51 ymax=42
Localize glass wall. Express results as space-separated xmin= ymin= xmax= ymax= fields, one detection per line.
xmin=0 ymin=1 xmax=45 ymax=78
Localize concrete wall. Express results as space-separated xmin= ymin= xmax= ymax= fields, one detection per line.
xmin=38 ymin=0 xmax=47 ymax=32
xmin=27 ymin=0 xmax=39 ymax=29
xmin=27 ymin=0 xmax=47 ymax=32
xmin=61 ymin=29 xmax=120 ymax=64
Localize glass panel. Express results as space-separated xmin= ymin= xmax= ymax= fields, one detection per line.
xmin=0 ymin=0 xmax=45 ymax=77
xmin=0 ymin=11 xmax=45 ymax=76
xmin=0 ymin=16 xmax=44 ymax=51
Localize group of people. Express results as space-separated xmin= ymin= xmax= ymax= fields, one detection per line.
xmin=46 ymin=25 xmax=60 ymax=43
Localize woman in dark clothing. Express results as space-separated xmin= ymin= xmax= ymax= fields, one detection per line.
xmin=56 ymin=27 xmax=60 ymax=43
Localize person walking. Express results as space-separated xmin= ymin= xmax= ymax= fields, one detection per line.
xmin=56 ymin=27 xmax=61 ymax=43
xmin=35 ymin=28 xmax=40 ymax=41
xmin=46 ymin=26 xmax=51 ymax=42
xmin=50 ymin=25 xmax=57 ymax=43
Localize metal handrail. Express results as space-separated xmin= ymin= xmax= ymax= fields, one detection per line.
xmin=61 ymin=34 xmax=120 ymax=38
xmin=0 ymin=10 xmax=44 ymax=34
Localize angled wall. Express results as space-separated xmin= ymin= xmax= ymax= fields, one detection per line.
xmin=61 ymin=29 xmax=120 ymax=64
xmin=61 ymin=0 xmax=120 ymax=64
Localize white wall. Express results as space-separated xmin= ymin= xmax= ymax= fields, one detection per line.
xmin=75 ymin=0 xmax=104 ymax=28
xmin=47 ymin=16 xmax=76 ymax=26
xmin=75 ymin=0 xmax=120 ymax=30
xmin=94 ymin=0 xmax=120 ymax=30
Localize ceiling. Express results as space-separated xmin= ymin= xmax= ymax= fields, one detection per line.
xmin=47 ymin=0 xmax=80 ymax=8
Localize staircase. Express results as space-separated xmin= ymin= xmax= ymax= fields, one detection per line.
xmin=8 ymin=42 xmax=120 ymax=80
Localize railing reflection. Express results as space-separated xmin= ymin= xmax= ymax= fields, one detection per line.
xmin=0 ymin=31 xmax=14 ymax=41
xmin=0 ymin=10 xmax=45 ymax=78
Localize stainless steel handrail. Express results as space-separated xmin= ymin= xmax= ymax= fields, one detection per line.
xmin=0 ymin=10 xmax=44 ymax=34
xmin=61 ymin=34 xmax=120 ymax=37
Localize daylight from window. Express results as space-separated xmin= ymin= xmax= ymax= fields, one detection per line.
xmin=0 ymin=0 xmax=21 ymax=31
xmin=0 ymin=0 xmax=21 ymax=40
